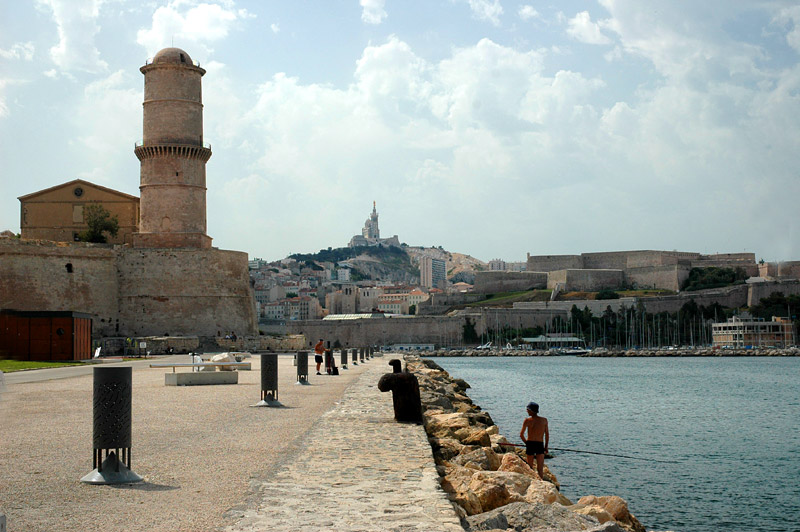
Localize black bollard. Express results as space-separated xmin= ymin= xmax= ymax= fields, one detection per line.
xmin=377 ymin=359 xmax=423 ymax=424
xmin=296 ymin=351 xmax=309 ymax=384
xmin=351 ymin=348 xmax=358 ymax=366
xmin=81 ymin=367 xmax=143 ymax=484
xmin=360 ymin=347 xmax=365 ymax=362
xmin=252 ymin=354 xmax=282 ymax=406
xmin=341 ymin=349 xmax=348 ymax=369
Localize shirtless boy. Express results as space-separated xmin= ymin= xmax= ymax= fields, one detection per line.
xmin=519 ymin=401 xmax=549 ymax=480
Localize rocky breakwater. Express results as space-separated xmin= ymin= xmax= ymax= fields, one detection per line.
xmin=581 ymin=347 xmax=800 ymax=357
xmin=407 ymin=356 xmax=647 ymax=532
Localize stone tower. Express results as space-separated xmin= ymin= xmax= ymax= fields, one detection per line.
xmin=133 ymin=47 xmax=212 ymax=249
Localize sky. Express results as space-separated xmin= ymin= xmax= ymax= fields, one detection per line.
xmin=1 ymin=0 xmax=799 ymax=264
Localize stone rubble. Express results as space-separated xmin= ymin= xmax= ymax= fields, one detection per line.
xmin=407 ymin=356 xmax=648 ymax=532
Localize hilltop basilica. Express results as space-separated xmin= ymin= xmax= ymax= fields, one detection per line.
xmin=348 ymin=202 xmax=400 ymax=248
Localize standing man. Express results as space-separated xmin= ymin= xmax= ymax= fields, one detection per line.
xmin=314 ymin=339 xmax=325 ymax=375
xmin=519 ymin=401 xmax=549 ymax=480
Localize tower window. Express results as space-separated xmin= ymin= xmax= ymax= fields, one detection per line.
xmin=180 ymin=54 xmax=185 ymax=63
xmin=65 ymin=263 xmax=73 ymax=273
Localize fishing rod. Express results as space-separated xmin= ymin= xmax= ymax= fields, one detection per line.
xmin=499 ymin=443 xmax=676 ymax=464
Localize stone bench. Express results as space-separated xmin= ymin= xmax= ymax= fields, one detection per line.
xmin=149 ymin=362 xmax=250 ymax=386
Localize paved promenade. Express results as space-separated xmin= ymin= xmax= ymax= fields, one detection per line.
xmin=0 ymin=354 xmax=463 ymax=532
xmin=223 ymin=359 xmax=464 ymax=532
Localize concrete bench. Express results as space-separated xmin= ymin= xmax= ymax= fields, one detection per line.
xmin=149 ymin=362 xmax=250 ymax=386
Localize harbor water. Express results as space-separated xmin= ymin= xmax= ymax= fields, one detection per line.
xmin=429 ymin=356 xmax=800 ymax=532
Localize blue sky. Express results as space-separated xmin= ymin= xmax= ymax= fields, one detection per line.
xmin=1 ymin=0 xmax=799 ymax=263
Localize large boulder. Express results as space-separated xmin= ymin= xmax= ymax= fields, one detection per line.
xmin=466 ymin=501 xmax=625 ymax=532
xmin=468 ymin=470 xmax=533 ymax=511
xmin=440 ymin=463 xmax=474 ymax=495
xmin=453 ymin=446 xmax=501 ymax=471
xmin=425 ymin=412 xmax=471 ymax=439
xmin=429 ymin=437 xmax=465 ymax=462
xmin=577 ymin=495 xmax=645 ymax=532
xmin=459 ymin=427 xmax=492 ymax=447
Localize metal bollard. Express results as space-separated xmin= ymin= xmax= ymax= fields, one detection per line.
xmin=341 ymin=349 xmax=348 ymax=369
xmin=360 ymin=347 xmax=365 ymax=362
xmin=351 ymin=348 xmax=358 ymax=365
xmin=81 ymin=367 xmax=143 ymax=484
xmin=296 ymin=351 xmax=309 ymax=384
xmin=252 ymin=354 xmax=282 ymax=406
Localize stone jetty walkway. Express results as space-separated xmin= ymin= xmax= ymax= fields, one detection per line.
xmin=223 ymin=359 xmax=464 ymax=532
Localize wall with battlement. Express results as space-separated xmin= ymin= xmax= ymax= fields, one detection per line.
xmin=287 ymin=308 xmax=568 ymax=347
xmin=548 ymin=269 xmax=624 ymax=291
xmin=117 ymin=248 xmax=256 ymax=337
xmin=759 ymin=262 xmax=800 ymax=280
xmin=626 ymin=265 xmax=691 ymax=291
xmin=525 ymin=254 xmax=582 ymax=272
xmin=473 ymin=271 xmax=547 ymax=294
xmin=0 ymin=239 xmax=257 ymax=338
xmin=0 ymin=239 xmax=120 ymax=333
xmin=514 ymin=298 xmax=638 ymax=315
xmin=747 ymin=280 xmax=800 ymax=307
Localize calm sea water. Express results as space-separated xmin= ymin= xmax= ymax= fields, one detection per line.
xmin=429 ymin=356 xmax=800 ymax=532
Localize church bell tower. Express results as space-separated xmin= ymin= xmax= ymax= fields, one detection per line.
xmin=132 ymin=47 xmax=212 ymax=248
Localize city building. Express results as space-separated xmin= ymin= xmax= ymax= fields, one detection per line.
xmin=18 ymin=179 xmax=139 ymax=245
xmin=711 ymin=316 xmax=795 ymax=348
xmin=420 ymin=255 xmax=446 ymax=289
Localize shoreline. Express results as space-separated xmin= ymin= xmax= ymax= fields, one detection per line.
xmin=408 ymin=355 xmax=651 ymax=532
xmin=424 ymin=347 xmax=799 ymax=357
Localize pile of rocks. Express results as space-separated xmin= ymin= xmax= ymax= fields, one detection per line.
xmin=582 ymin=347 xmax=800 ymax=357
xmin=407 ymin=356 xmax=647 ymax=532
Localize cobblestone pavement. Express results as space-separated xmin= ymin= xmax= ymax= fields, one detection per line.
xmin=223 ymin=360 xmax=464 ymax=532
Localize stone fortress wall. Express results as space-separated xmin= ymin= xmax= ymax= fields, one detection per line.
xmin=523 ymin=250 xmax=760 ymax=292
xmin=0 ymin=239 xmax=257 ymax=337
xmin=546 ymin=269 xmax=623 ymax=291
xmin=472 ymin=271 xmax=547 ymax=294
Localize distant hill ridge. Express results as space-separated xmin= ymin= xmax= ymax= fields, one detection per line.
xmin=288 ymin=245 xmax=487 ymax=284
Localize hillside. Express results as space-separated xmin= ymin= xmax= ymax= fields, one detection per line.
xmin=288 ymin=244 xmax=487 ymax=285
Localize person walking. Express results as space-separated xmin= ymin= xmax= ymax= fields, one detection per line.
xmin=314 ymin=339 xmax=325 ymax=375
xmin=519 ymin=401 xmax=549 ymax=480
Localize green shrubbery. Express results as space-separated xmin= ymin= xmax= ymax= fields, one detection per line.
xmin=681 ymin=267 xmax=748 ymax=291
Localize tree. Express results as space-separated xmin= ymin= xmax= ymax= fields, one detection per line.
xmin=77 ymin=204 xmax=119 ymax=243
xmin=462 ymin=317 xmax=479 ymax=343
xmin=408 ymin=304 xmax=416 ymax=316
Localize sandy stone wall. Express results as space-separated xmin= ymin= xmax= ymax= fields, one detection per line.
xmin=547 ymin=269 xmax=624 ymax=291
xmin=287 ymin=309 xmax=567 ymax=347
xmin=626 ymin=264 xmax=691 ymax=291
xmin=525 ymin=254 xmax=582 ymax=272
xmin=0 ymin=239 xmax=120 ymax=331
xmin=473 ymin=271 xmax=547 ymax=294
xmin=0 ymin=240 xmax=257 ymax=338
xmin=747 ymin=280 xmax=800 ymax=306
xmin=117 ymin=248 xmax=256 ymax=337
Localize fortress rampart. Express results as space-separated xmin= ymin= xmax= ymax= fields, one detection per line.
xmin=0 ymin=239 xmax=257 ymax=337
xmin=473 ymin=271 xmax=547 ymax=294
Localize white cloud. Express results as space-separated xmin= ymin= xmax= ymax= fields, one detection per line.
xmin=360 ymin=0 xmax=387 ymax=25
xmin=0 ymin=42 xmax=35 ymax=61
xmin=566 ymin=11 xmax=612 ymax=45
xmin=73 ymin=70 xmax=141 ymax=185
xmin=458 ymin=0 xmax=504 ymax=26
xmin=36 ymin=0 xmax=107 ymax=73
xmin=270 ymin=23 xmax=280 ymax=34
xmin=774 ymin=6 xmax=800 ymax=53
xmin=136 ymin=1 xmax=251 ymax=57
xmin=518 ymin=5 xmax=539 ymax=22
